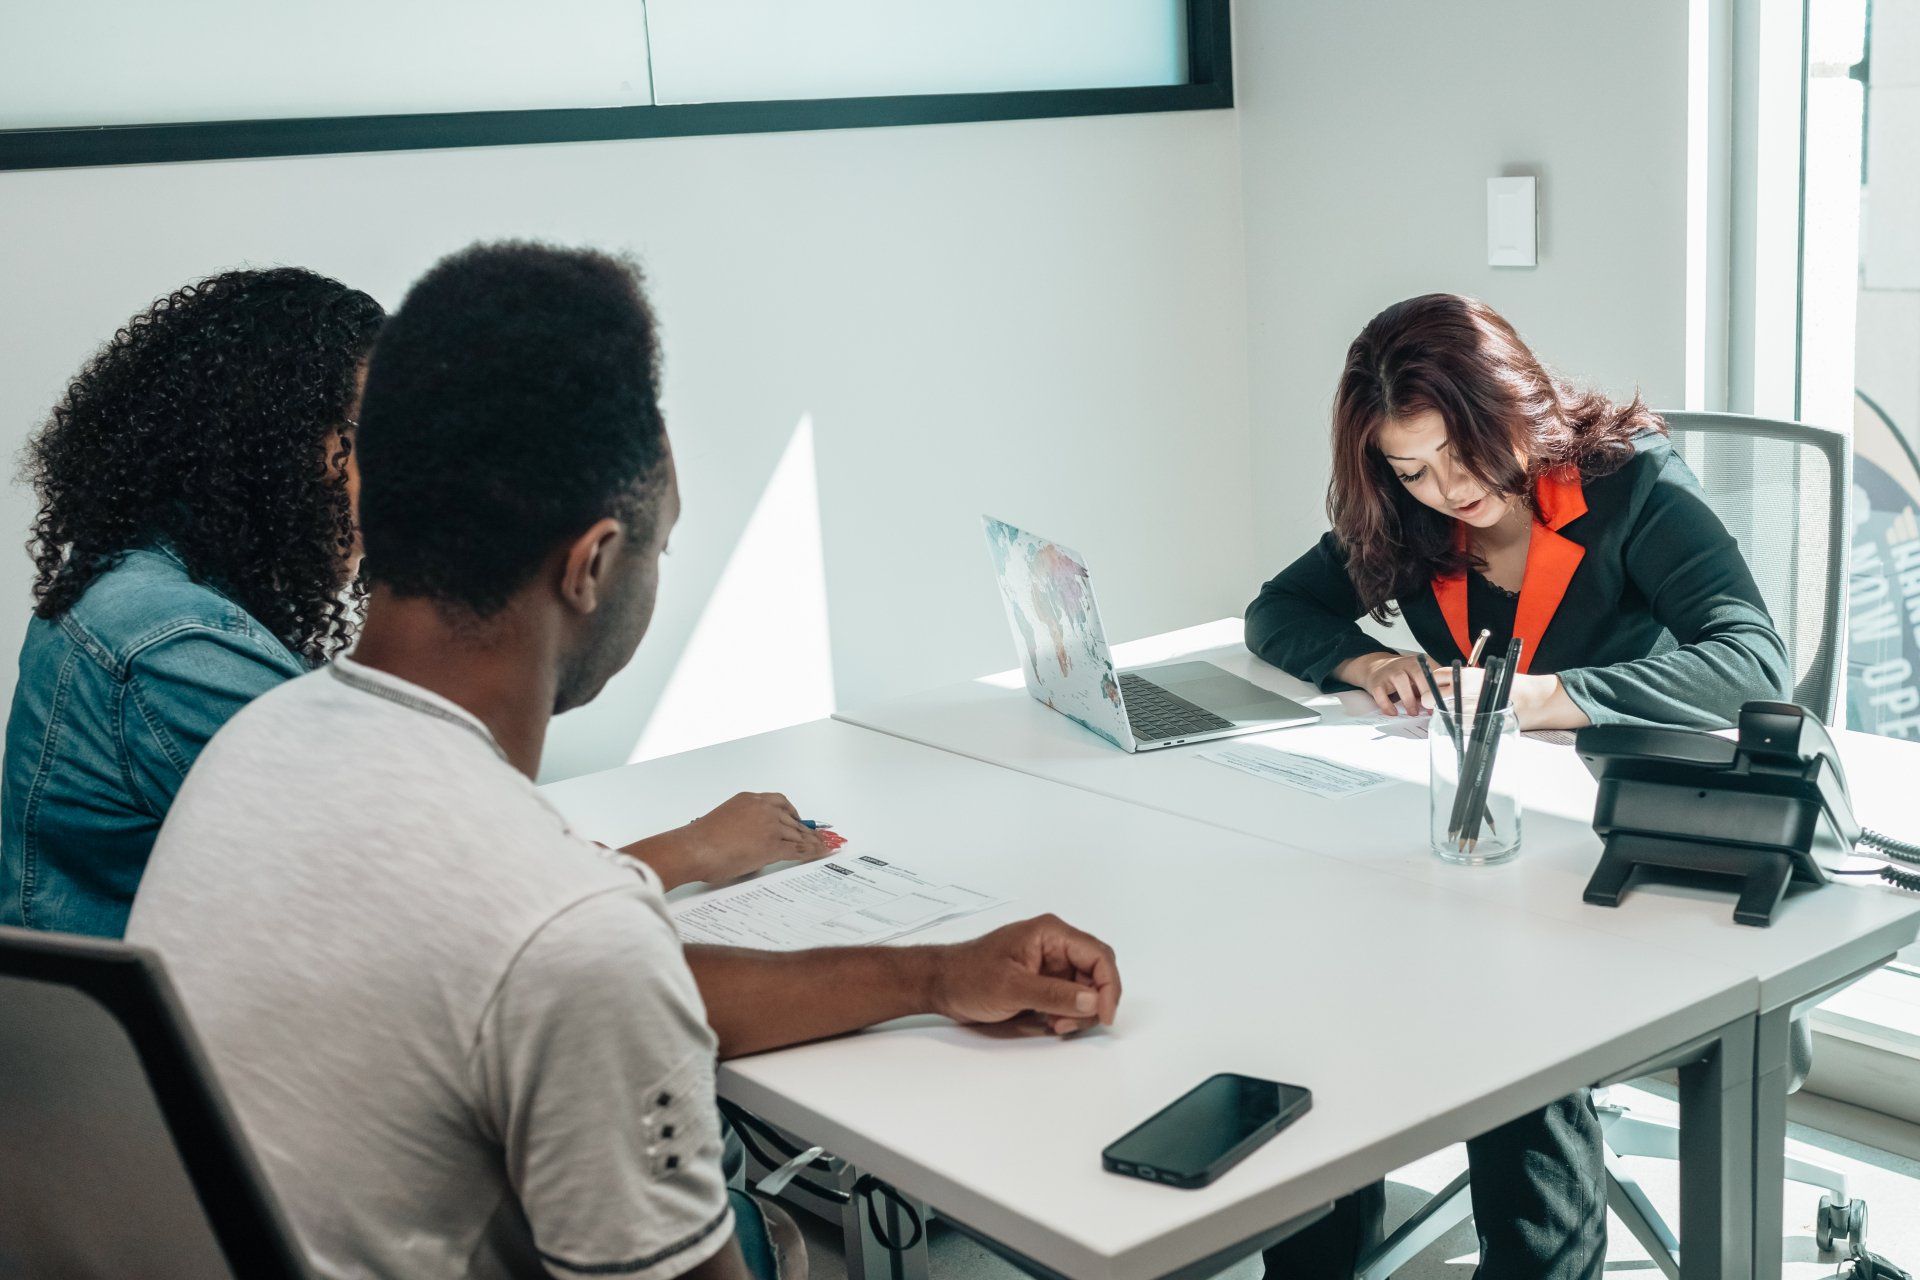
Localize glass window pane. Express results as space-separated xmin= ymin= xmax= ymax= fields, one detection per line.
xmin=0 ymin=0 xmax=654 ymax=129
xmin=645 ymin=0 xmax=1187 ymax=105
xmin=1803 ymin=0 xmax=1920 ymax=964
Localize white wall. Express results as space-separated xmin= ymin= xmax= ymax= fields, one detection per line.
xmin=0 ymin=2 xmax=1707 ymax=783
xmin=1235 ymin=0 xmax=1695 ymax=581
xmin=0 ymin=110 xmax=1255 ymax=782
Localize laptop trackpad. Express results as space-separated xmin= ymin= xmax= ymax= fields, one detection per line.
xmin=1144 ymin=662 xmax=1310 ymax=721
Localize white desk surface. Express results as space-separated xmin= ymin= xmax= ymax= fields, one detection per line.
xmin=834 ymin=620 xmax=1920 ymax=1014
xmin=543 ymin=718 xmax=1752 ymax=1280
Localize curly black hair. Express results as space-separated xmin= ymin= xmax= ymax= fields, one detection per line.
xmin=23 ymin=267 xmax=385 ymax=663
xmin=357 ymin=241 xmax=668 ymax=617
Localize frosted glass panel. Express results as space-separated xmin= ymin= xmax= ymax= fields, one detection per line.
xmin=0 ymin=1 xmax=653 ymax=128
xmin=646 ymin=0 xmax=1187 ymax=104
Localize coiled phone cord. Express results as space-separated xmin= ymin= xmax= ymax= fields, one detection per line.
xmin=1831 ymin=827 xmax=1920 ymax=893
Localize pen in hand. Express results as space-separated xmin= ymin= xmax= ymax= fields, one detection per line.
xmin=1466 ymin=629 xmax=1492 ymax=668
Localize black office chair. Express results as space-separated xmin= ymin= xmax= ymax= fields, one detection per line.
xmin=0 ymin=925 xmax=314 ymax=1279
xmin=1356 ymin=412 xmax=1862 ymax=1278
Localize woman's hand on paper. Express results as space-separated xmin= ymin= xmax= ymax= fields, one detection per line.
xmin=1337 ymin=650 xmax=1450 ymax=717
xmin=626 ymin=791 xmax=829 ymax=889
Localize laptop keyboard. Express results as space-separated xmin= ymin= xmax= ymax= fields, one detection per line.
xmin=1120 ymin=673 xmax=1234 ymax=741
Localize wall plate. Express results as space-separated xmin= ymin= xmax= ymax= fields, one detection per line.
xmin=1487 ymin=176 xmax=1538 ymax=267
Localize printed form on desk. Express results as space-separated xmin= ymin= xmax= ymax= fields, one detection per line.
xmin=674 ymin=855 xmax=1005 ymax=951
xmin=1350 ymin=714 xmax=1577 ymax=747
xmin=1198 ymin=743 xmax=1396 ymax=798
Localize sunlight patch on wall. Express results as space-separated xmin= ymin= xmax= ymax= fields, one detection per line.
xmin=629 ymin=413 xmax=835 ymax=763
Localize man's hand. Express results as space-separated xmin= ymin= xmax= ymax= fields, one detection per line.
xmin=930 ymin=915 xmax=1122 ymax=1036
xmin=627 ymin=792 xmax=828 ymax=890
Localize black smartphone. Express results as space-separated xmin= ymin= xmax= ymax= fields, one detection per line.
xmin=1102 ymin=1073 xmax=1312 ymax=1189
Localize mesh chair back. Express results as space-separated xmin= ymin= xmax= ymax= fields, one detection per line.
xmin=1660 ymin=411 xmax=1851 ymax=720
xmin=0 ymin=926 xmax=313 ymax=1280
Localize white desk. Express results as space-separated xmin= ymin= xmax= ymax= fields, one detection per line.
xmin=545 ymin=719 xmax=1758 ymax=1280
xmin=835 ymin=619 xmax=1920 ymax=1275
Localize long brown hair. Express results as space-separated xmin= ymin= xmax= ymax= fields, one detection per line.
xmin=1329 ymin=293 xmax=1664 ymax=620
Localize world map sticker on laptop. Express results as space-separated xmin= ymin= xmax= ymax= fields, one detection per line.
xmin=982 ymin=517 xmax=1130 ymax=750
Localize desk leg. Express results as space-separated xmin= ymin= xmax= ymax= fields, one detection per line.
xmin=1676 ymin=1017 xmax=1756 ymax=1280
xmin=1751 ymin=1007 xmax=1793 ymax=1280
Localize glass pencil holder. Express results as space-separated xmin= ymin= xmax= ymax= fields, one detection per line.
xmin=1429 ymin=704 xmax=1522 ymax=865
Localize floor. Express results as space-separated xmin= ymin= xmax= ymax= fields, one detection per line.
xmin=788 ymin=1083 xmax=1919 ymax=1279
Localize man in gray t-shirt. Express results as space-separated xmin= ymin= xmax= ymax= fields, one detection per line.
xmin=132 ymin=657 xmax=731 ymax=1280
xmin=129 ymin=243 xmax=1121 ymax=1280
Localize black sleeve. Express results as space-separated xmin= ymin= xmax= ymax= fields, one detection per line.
xmin=1556 ymin=451 xmax=1793 ymax=728
xmin=1245 ymin=531 xmax=1396 ymax=690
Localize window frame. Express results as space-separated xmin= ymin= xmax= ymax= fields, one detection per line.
xmin=1777 ymin=0 xmax=1920 ymax=1114
xmin=0 ymin=0 xmax=1231 ymax=172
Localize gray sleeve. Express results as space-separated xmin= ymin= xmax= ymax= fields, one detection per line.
xmin=474 ymin=888 xmax=733 ymax=1280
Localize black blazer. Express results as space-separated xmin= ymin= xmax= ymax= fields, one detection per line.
xmin=1245 ymin=433 xmax=1791 ymax=728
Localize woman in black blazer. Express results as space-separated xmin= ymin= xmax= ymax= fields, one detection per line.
xmin=1250 ymin=295 xmax=1789 ymax=1280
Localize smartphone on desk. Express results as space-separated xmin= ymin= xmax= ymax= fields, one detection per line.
xmin=1103 ymin=1073 xmax=1312 ymax=1189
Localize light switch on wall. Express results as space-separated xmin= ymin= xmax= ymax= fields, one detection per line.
xmin=1487 ymin=176 xmax=1537 ymax=267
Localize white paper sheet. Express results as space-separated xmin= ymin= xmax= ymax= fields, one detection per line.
xmin=1353 ymin=713 xmax=1575 ymax=747
xmin=673 ymin=855 xmax=1004 ymax=951
xmin=1198 ymin=743 xmax=1397 ymax=798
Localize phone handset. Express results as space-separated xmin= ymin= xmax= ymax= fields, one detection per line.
xmin=1735 ymin=701 xmax=1860 ymax=843
xmin=1739 ymin=700 xmax=1920 ymax=894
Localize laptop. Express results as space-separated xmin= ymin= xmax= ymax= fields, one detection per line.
xmin=983 ymin=517 xmax=1318 ymax=752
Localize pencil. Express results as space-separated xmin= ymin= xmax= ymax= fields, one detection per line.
xmin=1417 ymin=655 xmax=1460 ymax=753
xmin=1451 ymin=659 xmax=1464 ymax=748
xmin=1447 ymin=653 xmax=1504 ymax=841
xmin=1460 ymin=638 xmax=1525 ymax=852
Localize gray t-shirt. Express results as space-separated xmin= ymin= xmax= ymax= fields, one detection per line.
xmin=126 ymin=657 xmax=732 ymax=1280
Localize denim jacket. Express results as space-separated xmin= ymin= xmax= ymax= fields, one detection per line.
xmin=1 ymin=547 xmax=307 ymax=937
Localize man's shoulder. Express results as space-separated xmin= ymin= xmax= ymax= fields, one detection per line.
xmin=182 ymin=667 xmax=654 ymax=902
xmin=505 ymin=883 xmax=688 ymax=999
xmin=141 ymin=670 xmax=661 ymax=992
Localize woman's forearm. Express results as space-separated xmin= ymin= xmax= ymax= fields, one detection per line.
xmin=1513 ymin=672 xmax=1591 ymax=731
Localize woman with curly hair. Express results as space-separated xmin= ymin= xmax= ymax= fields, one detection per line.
xmin=1 ymin=268 xmax=382 ymax=938
xmin=3 ymin=265 xmax=827 ymax=941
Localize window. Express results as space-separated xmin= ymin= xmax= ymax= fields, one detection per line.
xmin=645 ymin=0 xmax=1188 ymax=104
xmin=1811 ymin=0 xmax=1920 ymax=749
xmin=1792 ymin=0 xmax=1920 ymax=1098
xmin=0 ymin=0 xmax=1228 ymax=171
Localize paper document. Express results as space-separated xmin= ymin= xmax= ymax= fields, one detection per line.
xmin=1354 ymin=714 xmax=1575 ymax=747
xmin=1199 ymin=743 xmax=1396 ymax=798
xmin=673 ymin=855 xmax=1004 ymax=951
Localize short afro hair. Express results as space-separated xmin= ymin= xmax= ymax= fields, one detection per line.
xmin=356 ymin=241 xmax=670 ymax=617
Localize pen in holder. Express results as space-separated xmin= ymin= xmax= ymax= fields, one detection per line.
xmin=1429 ymin=639 xmax=1525 ymax=865
xmin=1429 ymin=704 xmax=1522 ymax=864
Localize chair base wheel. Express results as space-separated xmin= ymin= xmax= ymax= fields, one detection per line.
xmin=1818 ymin=1195 xmax=1868 ymax=1254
